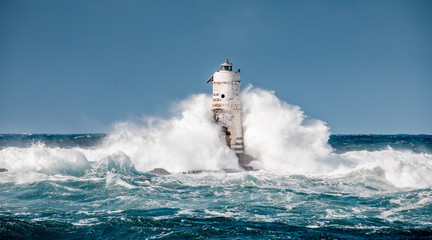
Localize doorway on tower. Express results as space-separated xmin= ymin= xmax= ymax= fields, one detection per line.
xmin=220 ymin=126 xmax=231 ymax=148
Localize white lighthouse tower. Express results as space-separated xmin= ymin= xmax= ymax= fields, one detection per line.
xmin=207 ymin=59 xmax=252 ymax=168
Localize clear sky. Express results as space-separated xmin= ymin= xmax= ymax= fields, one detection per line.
xmin=1 ymin=0 xmax=431 ymax=134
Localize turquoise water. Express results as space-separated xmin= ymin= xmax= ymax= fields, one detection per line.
xmin=1 ymin=134 xmax=431 ymax=239
xmin=1 ymin=90 xmax=431 ymax=239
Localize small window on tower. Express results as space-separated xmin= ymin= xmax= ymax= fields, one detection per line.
xmin=221 ymin=94 xmax=225 ymax=98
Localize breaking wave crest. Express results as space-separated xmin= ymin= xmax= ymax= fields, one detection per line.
xmin=241 ymin=86 xmax=333 ymax=173
xmin=102 ymin=94 xmax=239 ymax=173
xmin=0 ymin=87 xmax=431 ymax=189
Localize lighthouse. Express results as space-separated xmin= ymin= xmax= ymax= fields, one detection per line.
xmin=207 ymin=59 xmax=252 ymax=168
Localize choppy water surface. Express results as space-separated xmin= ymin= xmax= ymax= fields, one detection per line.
xmin=1 ymin=89 xmax=431 ymax=239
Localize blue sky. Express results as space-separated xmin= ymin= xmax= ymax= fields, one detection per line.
xmin=1 ymin=0 xmax=431 ymax=134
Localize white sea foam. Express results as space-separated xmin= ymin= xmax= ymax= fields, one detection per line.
xmin=101 ymin=94 xmax=239 ymax=173
xmin=1 ymin=87 xmax=431 ymax=189
xmin=0 ymin=143 xmax=90 ymax=175
xmin=339 ymin=148 xmax=432 ymax=189
xmin=241 ymin=86 xmax=333 ymax=173
xmin=0 ymin=143 xmax=92 ymax=183
xmin=72 ymin=218 xmax=100 ymax=226
xmin=240 ymin=87 xmax=432 ymax=188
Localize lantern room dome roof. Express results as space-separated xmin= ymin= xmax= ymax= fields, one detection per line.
xmin=220 ymin=59 xmax=232 ymax=67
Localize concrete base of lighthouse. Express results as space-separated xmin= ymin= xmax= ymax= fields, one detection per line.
xmin=237 ymin=153 xmax=255 ymax=170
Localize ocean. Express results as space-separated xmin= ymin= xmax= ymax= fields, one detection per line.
xmin=1 ymin=88 xmax=431 ymax=239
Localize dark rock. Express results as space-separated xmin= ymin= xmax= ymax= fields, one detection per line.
xmin=0 ymin=168 xmax=8 ymax=172
xmin=184 ymin=170 xmax=204 ymax=174
xmin=148 ymin=168 xmax=170 ymax=175
xmin=222 ymin=169 xmax=242 ymax=173
xmin=241 ymin=165 xmax=254 ymax=171
xmin=236 ymin=153 xmax=255 ymax=170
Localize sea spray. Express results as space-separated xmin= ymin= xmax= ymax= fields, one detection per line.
xmin=101 ymin=87 xmax=337 ymax=174
xmin=241 ymin=86 xmax=333 ymax=173
xmin=102 ymin=94 xmax=239 ymax=172
xmin=241 ymin=87 xmax=432 ymax=188
xmin=340 ymin=148 xmax=432 ymax=189
xmin=1 ymin=89 xmax=432 ymax=238
xmin=1 ymin=88 xmax=432 ymax=189
xmin=0 ymin=143 xmax=91 ymax=183
xmin=99 ymin=87 xmax=432 ymax=188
